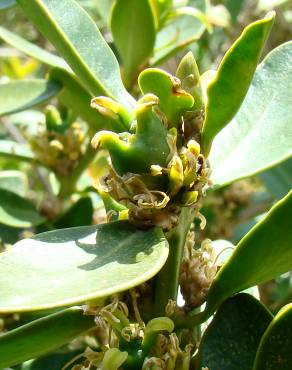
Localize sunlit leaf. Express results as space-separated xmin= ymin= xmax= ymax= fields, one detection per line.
xmin=111 ymin=0 xmax=156 ymax=86
xmin=0 ymin=188 xmax=45 ymax=228
xmin=0 ymin=79 xmax=61 ymax=117
xmin=209 ymin=41 xmax=292 ymax=186
xmin=16 ymin=0 xmax=135 ymax=110
xmin=0 ymin=221 xmax=168 ymax=312
xmin=202 ymin=12 xmax=275 ymax=154
xmin=152 ymin=0 xmax=207 ymax=65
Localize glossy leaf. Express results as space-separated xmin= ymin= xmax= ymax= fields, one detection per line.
xmin=0 ymin=307 xmax=95 ymax=368
xmin=110 ymin=0 xmax=156 ymax=86
xmin=0 ymin=221 xmax=168 ymax=312
xmin=0 ymin=188 xmax=45 ymax=228
xmin=16 ymin=0 xmax=135 ymax=110
xmin=253 ymin=304 xmax=292 ymax=370
xmin=0 ymin=0 xmax=16 ymax=10
xmin=201 ymin=191 xmax=292 ymax=321
xmin=0 ymin=26 xmax=69 ymax=70
xmin=202 ymin=12 xmax=275 ymax=154
xmin=198 ymin=293 xmax=273 ymax=370
xmin=0 ymin=79 xmax=61 ymax=117
xmin=209 ymin=41 xmax=292 ymax=186
xmin=0 ymin=140 xmax=36 ymax=163
xmin=152 ymin=0 xmax=207 ymax=65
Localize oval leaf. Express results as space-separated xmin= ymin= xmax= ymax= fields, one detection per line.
xmin=0 ymin=307 xmax=95 ymax=368
xmin=198 ymin=293 xmax=273 ymax=370
xmin=202 ymin=12 xmax=275 ymax=154
xmin=110 ymin=0 xmax=156 ymax=86
xmin=0 ymin=188 xmax=45 ymax=228
xmin=16 ymin=0 xmax=135 ymax=110
xmin=0 ymin=221 xmax=168 ymax=312
xmin=253 ymin=303 xmax=292 ymax=370
xmin=0 ymin=79 xmax=61 ymax=117
xmin=209 ymin=41 xmax=292 ymax=186
xmin=203 ymin=191 xmax=292 ymax=320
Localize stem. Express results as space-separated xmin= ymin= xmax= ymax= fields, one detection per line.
xmin=153 ymin=207 xmax=195 ymax=317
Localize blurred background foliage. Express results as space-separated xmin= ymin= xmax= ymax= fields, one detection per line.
xmin=0 ymin=0 xmax=291 ymax=367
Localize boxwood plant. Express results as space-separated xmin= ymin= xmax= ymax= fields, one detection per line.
xmin=0 ymin=1 xmax=291 ymax=369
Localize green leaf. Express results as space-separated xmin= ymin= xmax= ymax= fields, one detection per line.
xmin=202 ymin=12 xmax=275 ymax=155
xmin=0 ymin=307 xmax=95 ymax=368
xmin=0 ymin=140 xmax=36 ymax=163
xmin=258 ymin=158 xmax=292 ymax=200
xmin=198 ymin=293 xmax=273 ymax=370
xmin=152 ymin=0 xmax=207 ymax=65
xmin=16 ymin=0 xmax=135 ymax=110
xmin=110 ymin=0 xmax=156 ymax=86
xmin=253 ymin=304 xmax=292 ymax=370
xmin=0 ymin=79 xmax=61 ymax=117
xmin=0 ymin=188 xmax=45 ymax=228
xmin=209 ymin=41 xmax=292 ymax=186
xmin=49 ymin=68 xmax=129 ymax=133
xmin=0 ymin=170 xmax=27 ymax=196
xmin=0 ymin=221 xmax=168 ymax=312
xmin=0 ymin=26 xmax=69 ymax=70
xmin=0 ymin=0 xmax=16 ymax=10
xmin=202 ymin=191 xmax=292 ymax=321
xmin=138 ymin=68 xmax=194 ymax=126
xmin=0 ymin=28 xmax=133 ymax=132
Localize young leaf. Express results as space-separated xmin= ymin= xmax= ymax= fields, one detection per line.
xmin=0 ymin=188 xmax=45 ymax=228
xmin=202 ymin=12 xmax=275 ymax=155
xmin=110 ymin=0 xmax=156 ymax=86
xmin=0 ymin=0 xmax=16 ymax=10
xmin=203 ymin=191 xmax=292 ymax=321
xmin=138 ymin=68 xmax=194 ymax=126
xmin=0 ymin=140 xmax=36 ymax=164
xmin=16 ymin=0 xmax=135 ymax=110
xmin=0 ymin=79 xmax=61 ymax=117
xmin=152 ymin=0 xmax=207 ymax=65
xmin=198 ymin=293 xmax=273 ymax=370
xmin=209 ymin=41 xmax=292 ymax=186
xmin=0 ymin=307 xmax=95 ymax=368
xmin=0 ymin=221 xmax=168 ymax=312
xmin=253 ymin=304 xmax=292 ymax=370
